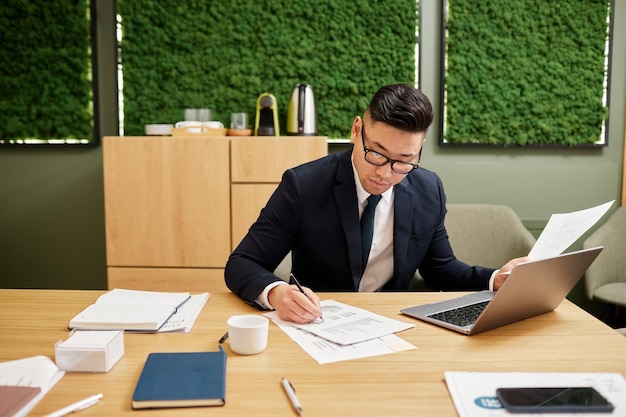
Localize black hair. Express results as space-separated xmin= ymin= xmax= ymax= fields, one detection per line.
xmin=366 ymin=84 xmax=433 ymax=133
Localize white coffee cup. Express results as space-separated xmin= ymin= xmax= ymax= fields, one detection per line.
xmin=227 ymin=315 xmax=269 ymax=355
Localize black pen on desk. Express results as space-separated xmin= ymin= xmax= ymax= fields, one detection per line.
xmin=281 ymin=377 xmax=302 ymax=415
xmin=218 ymin=332 xmax=229 ymax=344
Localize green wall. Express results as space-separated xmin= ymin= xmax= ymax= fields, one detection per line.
xmin=0 ymin=1 xmax=624 ymax=318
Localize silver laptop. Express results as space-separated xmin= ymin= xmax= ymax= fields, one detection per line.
xmin=401 ymin=246 xmax=603 ymax=335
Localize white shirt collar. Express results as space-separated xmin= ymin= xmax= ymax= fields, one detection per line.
xmin=351 ymin=153 xmax=394 ymax=206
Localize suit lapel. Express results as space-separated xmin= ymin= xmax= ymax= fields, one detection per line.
xmin=392 ymin=178 xmax=414 ymax=282
xmin=333 ymin=151 xmax=362 ymax=289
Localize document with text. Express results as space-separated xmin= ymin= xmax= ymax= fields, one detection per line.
xmin=528 ymin=200 xmax=614 ymax=260
xmin=265 ymin=308 xmax=416 ymax=364
xmin=267 ymin=299 xmax=414 ymax=345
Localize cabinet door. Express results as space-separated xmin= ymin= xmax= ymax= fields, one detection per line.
xmin=103 ymin=137 xmax=231 ymax=268
xmin=230 ymin=136 xmax=328 ymax=250
xmin=231 ymin=184 xmax=278 ymax=250
xmin=230 ymin=136 xmax=327 ymax=182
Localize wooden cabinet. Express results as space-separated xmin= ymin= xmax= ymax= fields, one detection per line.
xmin=103 ymin=137 xmax=231 ymax=269
xmin=102 ymin=136 xmax=327 ymax=290
xmin=230 ymin=136 xmax=328 ymax=249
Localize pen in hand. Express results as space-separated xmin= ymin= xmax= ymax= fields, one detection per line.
xmin=289 ymin=273 xmax=311 ymax=300
xmin=289 ymin=273 xmax=323 ymax=321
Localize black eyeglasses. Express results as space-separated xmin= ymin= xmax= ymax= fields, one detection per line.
xmin=360 ymin=123 xmax=419 ymax=174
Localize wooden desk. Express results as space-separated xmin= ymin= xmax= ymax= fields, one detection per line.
xmin=1 ymin=288 xmax=625 ymax=416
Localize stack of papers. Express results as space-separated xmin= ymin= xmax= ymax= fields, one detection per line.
xmin=265 ymin=300 xmax=416 ymax=364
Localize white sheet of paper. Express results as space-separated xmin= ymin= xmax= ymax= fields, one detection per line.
xmin=445 ymin=371 xmax=626 ymax=417
xmin=528 ymin=200 xmax=614 ymax=260
xmin=268 ymin=299 xmax=415 ymax=345
xmin=265 ymin=310 xmax=416 ymax=364
xmin=157 ymin=292 xmax=209 ymax=333
xmin=0 ymin=356 xmax=65 ymax=417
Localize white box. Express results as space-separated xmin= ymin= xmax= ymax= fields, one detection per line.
xmin=55 ymin=330 xmax=124 ymax=372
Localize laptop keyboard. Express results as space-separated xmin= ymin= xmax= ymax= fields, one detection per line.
xmin=427 ymin=301 xmax=490 ymax=327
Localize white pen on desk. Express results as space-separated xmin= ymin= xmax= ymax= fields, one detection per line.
xmin=281 ymin=377 xmax=302 ymax=415
xmin=44 ymin=393 xmax=103 ymax=417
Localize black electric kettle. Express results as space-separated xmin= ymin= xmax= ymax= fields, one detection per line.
xmin=286 ymin=83 xmax=317 ymax=136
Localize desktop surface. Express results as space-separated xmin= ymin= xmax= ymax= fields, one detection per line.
xmin=1 ymin=288 xmax=625 ymax=417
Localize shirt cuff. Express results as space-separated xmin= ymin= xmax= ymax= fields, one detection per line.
xmin=489 ymin=270 xmax=499 ymax=291
xmin=256 ymin=280 xmax=289 ymax=310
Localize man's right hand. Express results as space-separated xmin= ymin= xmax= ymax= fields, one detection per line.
xmin=267 ymin=284 xmax=322 ymax=324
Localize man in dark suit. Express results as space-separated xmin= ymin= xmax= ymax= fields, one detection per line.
xmin=225 ymin=84 xmax=524 ymax=323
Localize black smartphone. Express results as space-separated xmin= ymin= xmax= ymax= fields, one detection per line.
xmin=496 ymin=387 xmax=614 ymax=413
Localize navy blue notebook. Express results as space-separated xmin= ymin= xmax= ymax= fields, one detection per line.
xmin=132 ymin=347 xmax=226 ymax=409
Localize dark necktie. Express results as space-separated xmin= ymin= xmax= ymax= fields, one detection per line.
xmin=361 ymin=194 xmax=382 ymax=272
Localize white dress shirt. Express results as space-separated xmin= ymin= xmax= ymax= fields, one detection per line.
xmin=352 ymin=160 xmax=395 ymax=292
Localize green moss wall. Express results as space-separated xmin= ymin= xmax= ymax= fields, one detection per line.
xmin=118 ymin=0 xmax=417 ymax=138
xmin=0 ymin=0 xmax=94 ymax=144
xmin=443 ymin=0 xmax=610 ymax=147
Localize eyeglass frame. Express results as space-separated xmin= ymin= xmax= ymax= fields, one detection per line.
xmin=360 ymin=121 xmax=420 ymax=174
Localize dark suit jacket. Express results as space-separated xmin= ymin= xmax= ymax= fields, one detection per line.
xmin=225 ymin=148 xmax=495 ymax=306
